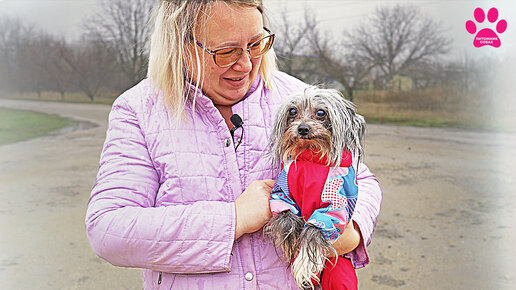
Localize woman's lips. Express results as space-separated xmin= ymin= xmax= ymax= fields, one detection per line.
xmin=223 ymin=75 xmax=247 ymax=87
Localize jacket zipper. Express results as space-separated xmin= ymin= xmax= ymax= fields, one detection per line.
xmin=157 ymin=268 xmax=232 ymax=285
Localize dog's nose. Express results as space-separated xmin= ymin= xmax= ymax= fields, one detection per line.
xmin=298 ymin=125 xmax=310 ymax=136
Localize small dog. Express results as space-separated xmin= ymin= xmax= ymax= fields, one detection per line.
xmin=264 ymin=86 xmax=365 ymax=289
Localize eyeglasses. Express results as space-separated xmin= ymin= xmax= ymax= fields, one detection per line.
xmin=195 ymin=27 xmax=275 ymax=68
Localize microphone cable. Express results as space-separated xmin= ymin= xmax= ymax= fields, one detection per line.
xmin=230 ymin=114 xmax=244 ymax=151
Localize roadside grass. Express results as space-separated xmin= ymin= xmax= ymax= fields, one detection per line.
xmin=0 ymin=107 xmax=70 ymax=145
xmin=354 ymin=86 xmax=506 ymax=131
xmin=356 ymin=101 xmax=492 ymax=130
xmin=363 ymin=114 xmax=472 ymax=129
xmin=0 ymin=91 xmax=117 ymax=106
xmin=1 ymin=85 xmax=511 ymax=132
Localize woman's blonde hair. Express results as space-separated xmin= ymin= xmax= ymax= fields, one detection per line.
xmin=148 ymin=0 xmax=277 ymax=118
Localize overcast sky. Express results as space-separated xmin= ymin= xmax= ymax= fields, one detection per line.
xmin=1 ymin=0 xmax=515 ymax=128
xmin=0 ymin=0 xmax=514 ymax=57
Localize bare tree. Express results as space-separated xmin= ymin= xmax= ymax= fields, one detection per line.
xmin=346 ymin=5 xmax=451 ymax=83
xmin=310 ymin=27 xmax=378 ymax=101
xmin=0 ymin=17 xmax=13 ymax=91
xmin=83 ymin=0 xmax=154 ymax=86
xmin=274 ymin=8 xmax=317 ymax=79
xmin=0 ymin=16 xmax=35 ymax=94
xmin=272 ymin=8 xmax=381 ymax=101
xmin=24 ymin=33 xmax=73 ymax=98
xmin=59 ymin=38 xmax=115 ymax=100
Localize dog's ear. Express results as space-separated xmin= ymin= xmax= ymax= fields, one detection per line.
xmin=353 ymin=113 xmax=366 ymax=164
xmin=269 ymin=96 xmax=297 ymax=166
xmin=323 ymin=89 xmax=366 ymax=165
xmin=340 ymin=99 xmax=366 ymax=165
xmin=354 ymin=113 xmax=366 ymax=152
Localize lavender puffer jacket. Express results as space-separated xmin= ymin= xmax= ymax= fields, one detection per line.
xmin=85 ymin=72 xmax=382 ymax=289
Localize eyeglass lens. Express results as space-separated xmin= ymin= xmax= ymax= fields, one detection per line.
xmin=214 ymin=35 xmax=274 ymax=67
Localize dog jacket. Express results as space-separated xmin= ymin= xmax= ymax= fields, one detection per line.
xmin=269 ymin=150 xmax=358 ymax=239
xmin=269 ymin=150 xmax=359 ymax=289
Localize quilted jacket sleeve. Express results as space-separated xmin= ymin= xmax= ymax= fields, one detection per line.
xmin=345 ymin=163 xmax=382 ymax=269
xmin=85 ymin=95 xmax=235 ymax=274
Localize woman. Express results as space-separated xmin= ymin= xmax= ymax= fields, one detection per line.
xmin=85 ymin=0 xmax=382 ymax=289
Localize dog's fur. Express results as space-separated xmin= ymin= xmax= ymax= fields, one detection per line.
xmin=264 ymin=86 xmax=365 ymax=289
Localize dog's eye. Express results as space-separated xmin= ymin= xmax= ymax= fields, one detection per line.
xmin=316 ymin=109 xmax=326 ymax=118
xmin=288 ymin=108 xmax=298 ymax=117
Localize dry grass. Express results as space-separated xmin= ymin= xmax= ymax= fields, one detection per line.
xmin=0 ymin=90 xmax=118 ymax=105
xmin=1 ymin=86 xmax=512 ymax=132
xmin=354 ymin=86 xmax=503 ymax=131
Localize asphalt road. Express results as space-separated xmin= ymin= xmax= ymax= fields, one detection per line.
xmin=1 ymin=99 xmax=515 ymax=290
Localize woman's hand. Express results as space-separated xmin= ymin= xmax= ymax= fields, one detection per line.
xmin=234 ymin=179 xmax=274 ymax=240
xmin=330 ymin=221 xmax=362 ymax=256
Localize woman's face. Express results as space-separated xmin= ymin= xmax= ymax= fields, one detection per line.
xmin=188 ymin=2 xmax=264 ymax=106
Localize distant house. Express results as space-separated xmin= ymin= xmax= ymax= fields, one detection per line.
xmin=384 ymin=73 xmax=414 ymax=91
xmin=276 ymin=53 xmax=346 ymax=91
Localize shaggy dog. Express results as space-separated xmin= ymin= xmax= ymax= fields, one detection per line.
xmin=264 ymin=86 xmax=365 ymax=289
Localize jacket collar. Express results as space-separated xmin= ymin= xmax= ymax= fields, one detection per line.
xmin=296 ymin=149 xmax=353 ymax=167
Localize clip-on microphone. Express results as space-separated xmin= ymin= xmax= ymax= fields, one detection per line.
xmin=230 ymin=114 xmax=244 ymax=150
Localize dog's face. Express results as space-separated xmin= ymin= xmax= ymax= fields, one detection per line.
xmin=270 ymin=87 xmax=365 ymax=166
xmin=280 ymin=94 xmax=333 ymax=164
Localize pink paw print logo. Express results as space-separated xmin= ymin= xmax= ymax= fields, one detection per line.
xmin=466 ymin=7 xmax=507 ymax=48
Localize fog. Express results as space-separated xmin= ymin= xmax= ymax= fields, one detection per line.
xmin=1 ymin=0 xmax=514 ymax=59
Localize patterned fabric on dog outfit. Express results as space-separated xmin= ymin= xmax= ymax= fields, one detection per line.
xmin=269 ymin=150 xmax=359 ymax=289
xmin=269 ymin=150 xmax=358 ymax=240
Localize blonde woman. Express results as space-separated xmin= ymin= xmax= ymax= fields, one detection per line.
xmin=85 ymin=0 xmax=382 ymax=288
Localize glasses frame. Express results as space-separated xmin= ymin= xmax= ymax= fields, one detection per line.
xmin=195 ymin=27 xmax=275 ymax=68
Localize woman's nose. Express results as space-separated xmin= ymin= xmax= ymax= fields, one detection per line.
xmin=231 ymin=51 xmax=253 ymax=73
